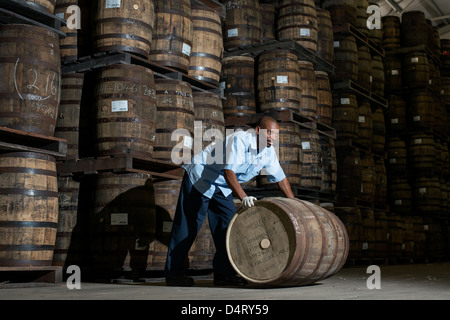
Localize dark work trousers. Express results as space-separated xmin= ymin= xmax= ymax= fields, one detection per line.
xmin=164 ymin=173 xmax=237 ymax=277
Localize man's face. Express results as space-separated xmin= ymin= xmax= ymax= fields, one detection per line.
xmin=257 ymin=122 xmax=279 ymax=148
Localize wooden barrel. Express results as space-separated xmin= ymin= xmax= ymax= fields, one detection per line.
xmin=27 ymin=0 xmax=56 ymax=14
xmin=408 ymin=133 xmax=435 ymax=172
xmin=336 ymin=148 xmax=361 ymax=199
xmin=222 ymin=0 xmax=262 ymax=50
xmin=386 ymin=94 xmax=406 ymax=133
xmin=357 ymin=101 xmax=373 ymax=147
xmin=372 ymin=108 xmax=386 ymax=153
xmin=91 ymin=172 xmax=156 ymax=273
xmin=442 ymin=40 xmax=450 ymax=74
xmin=226 ymin=198 xmax=349 ymax=287
xmin=0 ymin=152 xmax=58 ymax=267
xmin=322 ymin=0 xmax=357 ymax=26
xmin=300 ymin=130 xmax=321 ymax=190
xmin=367 ymin=1 xmax=383 ymax=46
xmin=54 ymin=73 xmax=84 ymax=160
xmin=276 ymin=0 xmax=318 ymax=52
xmin=371 ymin=55 xmax=385 ymax=96
xmin=360 ymin=154 xmax=376 ymax=202
xmin=53 ymin=176 xmax=80 ymax=267
xmin=150 ymin=0 xmax=193 ymax=73
xmin=428 ymin=59 xmax=441 ymax=96
xmin=355 ymin=0 xmax=369 ymax=36
xmin=93 ymin=0 xmax=155 ymax=59
xmin=149 ymin=179 xmax=215 ymax=270
xmin=320 ymin=136 xmax=337 ymax=194
xmin=361 ymin=209 xmax=378 ymax=258
xmin=402 ymin=51 xmax=429 ymax=89
xmin=412 ymin=176 xmax=441 ymax=214
xmin=332 ymin=92 xmax=359 ymax=140
xmin=388 ymin=177 xmax=412 ymax=215
xmin=382 ymin=16 xmax=401 ymax=50
xmin=221 ymin=56 xmax=256 ymax=117
xmin=401 ymin=11 xmax=427 ymax=47
xmin=384 ymin=54 xmax=402 ymax=92
xmin=257 ymin=49 xmax=302 ymax=113
xmin=404 ymin=216 xmax=426 ymax=260
xmin=333 ymin=34 xmax=359 ymax=82
xmin=94 ymin=64 xmax=157 ymax=158
xmin=334 ymin=207 xmax=363 ymax=260
xmin=0 ymin=24 xmax=61 ymax=137
xmin=442 ymin=76 xmax=450 ymax=104
xmin=260 ymin=3 xmax=276 ymax=42
xmin=55 ymin=0 xmax=91 ymax=62
xmin=258 ymin=122 xmax=302 ymax=187
xmin=423 ymin=218 xmax=446 ymax=259
xmin=153 ymin=79 xmax=194 ymax=162
xmin=374 ymin=157 xmax=387 ymax=204
xmin=298 ymin=60 xmax=317 ymax=118
xmin=386 ymin=136 xmax=408 ymax=173
xmin=435 ymin=139 xmax=443 ymax=170
xmin=386 ymin=214 xmax=405 ymax=259
xmin=193 ymin=92 xmax=225 ymax=150
xmin=188 ymin=7 xmax=223 ymax=86
xmin=315 ymin=71 xmax=333 ymax=126
xmin=316 ymin=8 xmax=334 ymax=64
xmin=408 ymin=89 xmax=435 ymax=128
xmin=357 ymin=45 xmax=372 ymax=91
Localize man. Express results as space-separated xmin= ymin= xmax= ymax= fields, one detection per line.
xmin=164 ymin=116 xmax=295 ymax=286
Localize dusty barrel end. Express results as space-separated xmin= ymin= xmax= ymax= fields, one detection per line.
xmin=226 ymin=197 xmax=349 ymax=287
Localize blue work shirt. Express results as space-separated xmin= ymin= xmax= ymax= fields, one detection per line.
xmin=182 ymin=129 xmax=286 ymax=199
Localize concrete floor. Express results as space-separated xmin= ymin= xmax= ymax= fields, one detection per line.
xmin=0 ymin=262 xmax=449 ymax=301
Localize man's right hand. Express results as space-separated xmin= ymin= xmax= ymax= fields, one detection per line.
xmin=242 ymin=196 xmax=257 ymax=208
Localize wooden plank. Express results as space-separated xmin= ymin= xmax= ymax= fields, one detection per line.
xmin=0 ymin=127 xmax=67 ymax=157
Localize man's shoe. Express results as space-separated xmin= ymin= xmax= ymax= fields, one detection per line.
xmin=165 ymin=275 xmax=194 ymax=287
xmin=214 ymin=274 xmax=248 ymax=287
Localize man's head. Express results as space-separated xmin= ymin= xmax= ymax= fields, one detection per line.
xmin=255 ymin=116 xmax=279 ymax=148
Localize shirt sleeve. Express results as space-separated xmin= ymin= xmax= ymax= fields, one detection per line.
xmin=261 ymin=149 xmax=286 ymax=183
xmin=223 ymin=134 xmax=247 ymax=172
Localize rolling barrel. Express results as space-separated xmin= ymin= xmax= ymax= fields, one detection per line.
xmin=226 ymin=197 xmax=349 ymax=287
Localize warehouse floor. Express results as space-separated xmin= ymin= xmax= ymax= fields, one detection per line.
xmin=0 ymin=262 xmax=449 ymax=301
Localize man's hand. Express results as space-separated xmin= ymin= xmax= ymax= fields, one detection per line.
xmin=242 ymin=196 xmax=257 ymax=208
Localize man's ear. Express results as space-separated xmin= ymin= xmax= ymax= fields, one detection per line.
xmin=255 ymin=126 xmax=260 ymax=134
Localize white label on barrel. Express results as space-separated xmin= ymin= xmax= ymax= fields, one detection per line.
xmin=362 ymin=242 xmax=368 ymax=250
xmin=277 ymin=76 xmax=288 ymax=84
xmin=424 ymin=224 xmax=429 ymax=231
xmin=419 ymin=187 xmax=427 ymax=194
xmin=359 ymin=116 xmax=365 ymax=123
xmin=411 ymin=57 xmax=419 ymax=63
xmin=340 ymin=98 xmax=350 ymax=105
xmin=429 ymin=79 xmax=432 ymax=85
xmin=390 ymin=158 xmax=397 ymax=164
xmin=441 ymin=89 xmax=445 ymax=95
xmin=302 ymin=142 xmax=311 ymax=150
xmin=228 ymin=28 xmax=238 ymax=37
xmin=184 ymin=136 xmax=193 ymax=148
xmin=370 ymin=76 xmax=373 ymax=83
xmin=334 ymin=41 xmax=340 ymax=47
xmin=355 ymin=158 xmax=359 ymax=165
xmin=402 ymin=243 xmax=406 ymax=250
xmin=413 ymin=116 xmax=421 ymax=122
xmin=391 ymin=70 xmax=399 ymax=75
xmin=391 ymin=118 xmax=399 ymax=124
xmin=163 ymin=221 xmax=173 ymax=233
xmin=219 ymin=81 xmax=226 ymax=89
xmin=111 ymin=213 xmax=128 ymax=225
xmin=300 ymin=28 xmax=310 ymax=37
xmin=182 ymin=43 xmax=191 ymax=56
xmin=106 ymin=0 xmax=121 ymax=8
xmin=111 ymin=100 xmax=128 ymax=112
xmin=56 ymin=12 xmax=64 ymax=19
xmin=414 ymin=138 xmax=422 ymax=144
xmin=395 ymin=199 xmax=402 ymax=205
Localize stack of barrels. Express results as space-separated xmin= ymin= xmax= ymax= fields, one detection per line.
xmin=381 ymin=11 xmax=450 ymax=262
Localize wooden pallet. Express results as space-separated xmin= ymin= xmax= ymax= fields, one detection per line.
xmin=57 ymin=155 xmax=183 ymax=180
xmin=0 ymin=126 xmax=67 ymax=158
xmin=0 ymin=266 xmax=62 ymax=287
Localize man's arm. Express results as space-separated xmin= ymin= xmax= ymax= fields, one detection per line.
xmin=277 ymin=177 xmax=295 ymax=199
xmin=224 ymin=169 xmax=248 ymax=201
